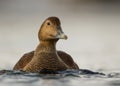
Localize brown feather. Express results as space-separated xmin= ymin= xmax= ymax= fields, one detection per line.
xmin=13 ymin=17 xmax=79 ymax=72
xmin=13 ymin=51 xmax=79 ymax=70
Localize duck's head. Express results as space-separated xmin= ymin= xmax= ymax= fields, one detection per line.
xmin=38 ymin=17 xmax=67 ymax=41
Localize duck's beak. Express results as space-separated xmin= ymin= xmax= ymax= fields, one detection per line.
xmin=57 ymin=33 xmax=68 ymax=40
xmin=56 ymin=26 xmax=68 ymax=40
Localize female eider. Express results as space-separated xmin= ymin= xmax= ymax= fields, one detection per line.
xmin=13 ymin=17 xmax=79 ymax=72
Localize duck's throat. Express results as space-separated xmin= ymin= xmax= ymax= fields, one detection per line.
xmin=35 ymin=40 xmax=57 ymax=53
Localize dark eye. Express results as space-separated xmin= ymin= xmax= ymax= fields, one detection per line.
xmin=47 ymin=22 xmax=50 ymax=25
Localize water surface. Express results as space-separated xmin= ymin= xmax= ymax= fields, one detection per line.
xmin=0 ymin=69 xmax=120 ymax=86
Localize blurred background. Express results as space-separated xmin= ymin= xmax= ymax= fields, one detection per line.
xmin=0 ymin=0 xmax=120 ymax=72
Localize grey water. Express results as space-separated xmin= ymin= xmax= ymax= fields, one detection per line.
xmin=0 ymin=0 xmax=120 ymax=86
xmin=0 ymin=69 xmax=120 ymax=86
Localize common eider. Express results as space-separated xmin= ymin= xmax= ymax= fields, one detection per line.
xmin=13 ymin=17 xmax=79 ymax=72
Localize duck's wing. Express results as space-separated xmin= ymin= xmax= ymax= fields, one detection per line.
xmin=57 ymin=51 xmax=79 ymax=69
xmin=13 ymin=51 xmax=34 ymax=70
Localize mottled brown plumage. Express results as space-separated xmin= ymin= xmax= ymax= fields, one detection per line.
xmin=13 ymin=51 xmax=79 ymax=70
xmin=13 ymin=17 xmax=79 ymax=72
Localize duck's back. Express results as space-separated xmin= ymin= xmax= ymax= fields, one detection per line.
xmin=57 ymin=51 xmax=79 ymax=69
xmin=13 ymin=51 xmax=79 ymax=70
xmin=13 ymin=51 xmax=34 ymax=70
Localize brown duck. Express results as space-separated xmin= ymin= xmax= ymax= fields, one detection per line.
xmin=13 ymin=17 xmax=79 ymax=73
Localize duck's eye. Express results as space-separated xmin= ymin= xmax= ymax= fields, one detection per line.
xmin=47 ymin=22 xmax=50 ymax=25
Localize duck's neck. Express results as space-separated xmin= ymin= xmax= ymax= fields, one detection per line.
xmin=35 ymin=40 xmax=57 ymax=53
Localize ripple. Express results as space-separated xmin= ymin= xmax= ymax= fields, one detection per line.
xmin=0 ymin=69 xmax=120 ymax=86
xmin=0 ymin=69 xmax=120 ymax=79
xmin=0 ymin=69 xmax=105 ymax=78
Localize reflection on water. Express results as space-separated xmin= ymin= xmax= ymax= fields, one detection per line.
xmin=0 ymin=69 xmax=120 ymax=86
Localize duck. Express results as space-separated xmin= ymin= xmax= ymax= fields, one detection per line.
xmin=13 ymin=17 xmax=79 ymax=73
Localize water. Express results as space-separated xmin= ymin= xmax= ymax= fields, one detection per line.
xmin=0 ymin=70 xmax=120 ymax=86
xmin=0 ymin=0 xmax=120 ymax=86
xmin=0 ymin=69 xmax=120 ymax=86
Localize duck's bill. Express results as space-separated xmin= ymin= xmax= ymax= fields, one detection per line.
xmin=56 ymin=26 xmax=68 ymax=40
xmin=56 ymin=33 xmax=68 ymax=40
